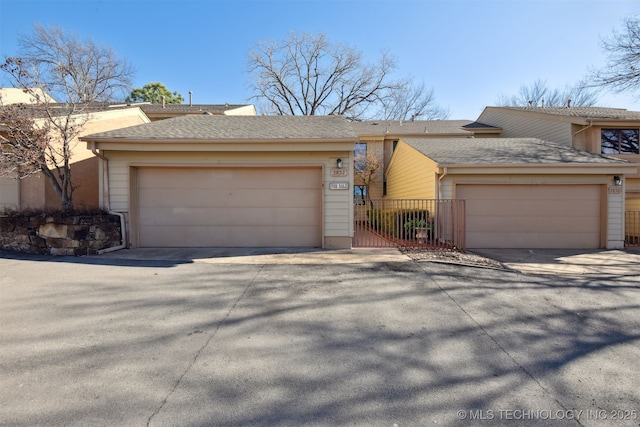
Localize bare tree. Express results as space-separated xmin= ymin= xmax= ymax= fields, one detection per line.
xmin=379 ymin=80 xmax=450 ymax=120
xmin=14 ymin=24 xmax=134 ymax=103
xmin=0 ymin=92 xmax=85 ymax=209
xmin=497 ymin=79 xmax=598 ymax=107
xmin=354 ymin=150 xmax=383 ymax=202
xmin=248 ymin=32 xmax=446 ymax=120
xmin=0 ymin=24 xmax=133 ymax=209
xmin=589 ymin=17 xmax=640 ymax=94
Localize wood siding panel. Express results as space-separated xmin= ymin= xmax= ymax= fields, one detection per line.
xmin=386 ymin=142 xmax=437 ymax=199
xmin=479 ymin=110 xmax=572 ymax=145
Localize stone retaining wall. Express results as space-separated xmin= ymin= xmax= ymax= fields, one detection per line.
xmin=0 ymin=213 xmax=122 ymax=256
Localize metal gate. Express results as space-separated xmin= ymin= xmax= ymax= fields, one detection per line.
xmin=353 ymin=199 xmax=465 ymax=250
xmin=626 ymin=211 xmax=640 ymax=247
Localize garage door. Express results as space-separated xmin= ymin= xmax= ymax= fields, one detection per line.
xmin=457 ymin=184 xmax=601 ymax=249
xmin=137 ymin=167 xmax=322 ymax=247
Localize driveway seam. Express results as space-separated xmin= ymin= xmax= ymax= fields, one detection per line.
xmin=419 ymin=263 xmax=584 ymax=426
xmin=146 ymin=264 xmax=266 ymax=427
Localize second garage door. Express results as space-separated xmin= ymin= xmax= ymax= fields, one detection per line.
xmin=457 ymin=184 xmax=602 ymax=249
xmin=137 ymin=167 xmax=322 ymax=247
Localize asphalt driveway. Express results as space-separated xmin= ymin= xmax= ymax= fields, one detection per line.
xmin=1 ymin=248 xmax=639 ymax=426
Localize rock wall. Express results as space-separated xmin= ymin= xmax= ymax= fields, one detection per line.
xmin=0 ymin=213 xmax=122 ymax=256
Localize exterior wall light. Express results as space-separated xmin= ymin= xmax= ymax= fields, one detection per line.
xmin=614 ymin=176 xmax=623 ymax=186
xmin=337 ymin=158 xmax=343 ymax=169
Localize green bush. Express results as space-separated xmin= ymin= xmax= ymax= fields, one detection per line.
xmin=367 ymin=208 xmax=430 ymax=239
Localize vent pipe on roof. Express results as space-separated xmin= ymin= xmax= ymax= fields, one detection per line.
xmin=161 ymin=96 xmax=166 ymax=109
xmin=567 ymin=99 xmax=572 ymax=108
xmin=189 ymin=91 xmax=193 ymax=106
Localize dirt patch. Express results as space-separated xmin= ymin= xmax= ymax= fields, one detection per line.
xmin=401 ymin=248 xmax=506 ymax=269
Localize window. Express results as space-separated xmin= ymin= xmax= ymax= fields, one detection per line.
xmin=601 ymin=129 xmax=639 ymax=154
xmin=354 ymin=185 xmax=367 ymax=205
xmin=355 ymin=142 xmax=367 ymax=172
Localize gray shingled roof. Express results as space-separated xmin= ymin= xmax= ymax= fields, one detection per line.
xmin=402 ymin=137 xmax=629 ymax=165
xmin=135 ymin=103 xmax=251 ymax=114
xmin=83 ymin=114 xmax=358 ymax=141
xmin=499 ymin=106 xmax=640 ymax=120
xmin=349 ymin=120 xmax=479 ymax=136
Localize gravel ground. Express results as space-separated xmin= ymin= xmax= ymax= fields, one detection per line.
xmin=401 ymin=248 xmax=506 ymax=269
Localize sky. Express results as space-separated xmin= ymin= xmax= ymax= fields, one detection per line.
xmin=1 ymin=0 xmax=640 ymax=120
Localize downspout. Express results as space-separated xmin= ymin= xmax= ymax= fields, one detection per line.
xmin=437 ymin=167 xmax=448 ymax=199
xmin=573 ymin=120 xmax=593 ymax=136
xmin=91 ymin=142 xmax=127 ymax=253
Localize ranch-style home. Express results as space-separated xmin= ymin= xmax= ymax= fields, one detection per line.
xmin=78 ymin=112 xmax=637 ymax=250
xmin=385 ymin=137 xmax=635 ymax=249
xmin=80 ymin=115 xmax=358 ymax=249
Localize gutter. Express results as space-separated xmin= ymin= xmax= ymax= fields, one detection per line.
xmin=437 ymin=167 xmax=448 ymax=199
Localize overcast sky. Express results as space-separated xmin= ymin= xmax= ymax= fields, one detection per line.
xmin=1 ymin=0 xmax=639 ymax=120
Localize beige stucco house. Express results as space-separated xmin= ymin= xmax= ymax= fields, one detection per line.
xmin=0 ymin=96 xmax=256 ymax=211
xmin=0 ymin=105 xmax=150 ymax=210
xmin=385 ymin=137 xmax=636 ymax=249
xmin=80 ymin=115 xmax=357 ymax=249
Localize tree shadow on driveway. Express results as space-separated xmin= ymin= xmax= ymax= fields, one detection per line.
xmin=1 ymin=257 xmax=638 ymax=426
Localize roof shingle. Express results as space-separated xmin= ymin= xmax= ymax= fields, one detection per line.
xmin=402 ymin=137 xmax=629 ymax=165
xmin=83 ymin=114 xmax=358 ymax=141
xmin=497 ymin=106 xmax=640 ymax=120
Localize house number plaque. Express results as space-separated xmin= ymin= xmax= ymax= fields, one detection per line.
xmin=329 ymin=182 xmax=349 ymax=190
xmin=608 ymin=186 xmax=622 ymax=194
xmin=330 ymin=168 xmax=348 ymax=177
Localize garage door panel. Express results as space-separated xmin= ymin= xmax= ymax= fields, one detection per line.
xmin=140 ymin=206 xmax=321 ymax=227
xmin=458 ymin=184 xmax=601 ymax=249
xmin=470 ymin=232 xmax=600 ymax=249
xmin=139 ymin=168 xmax=318 ymax=190
xmin=140 ymin=225 xmax=322 ymax=247
xmin=467 ymin=214 xmax=598 ymax=231
xmin=468 ymin=185 xmax=599 ymax=200
xmin=466 ymin=199 xmax=600 ymax=216
xmin=139 ymin=188 xmax=317 ymax=209
xmin=137 ymin=167 xmax=322 ymax=247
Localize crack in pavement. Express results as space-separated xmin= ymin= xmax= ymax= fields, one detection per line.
xmin=146 ymin=264 xmax=266 ymax=427
xmin=419 ymin=263 xmax=584 ymax=426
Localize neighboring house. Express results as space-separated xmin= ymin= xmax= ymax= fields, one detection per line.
xmin=0 ymin=87 xmax=57 ymax=105
xmin=0 ymin=104 xmax=150 ymax=210
xmin=385 ymin=137 xmax=635 ymax=249
xmin=79 ymin=115 xmax=357 ymax=249
xmin=0 ymin=91 xmax=257 ymax=211
xmin=478 ymin=106 xmax=640 ymax=211
xmin=135 ymin=102 xmax=256 ymax=121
